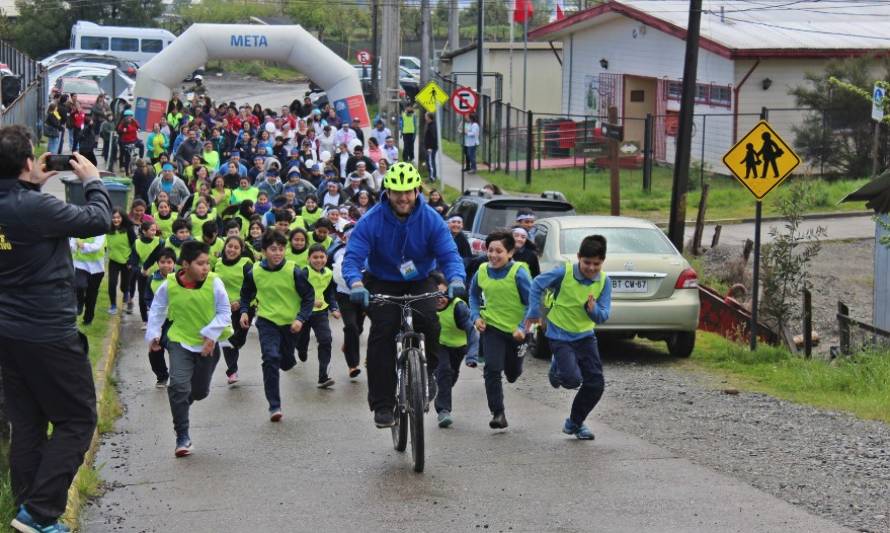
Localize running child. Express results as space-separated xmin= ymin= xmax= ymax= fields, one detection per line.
xmin=295 ymin=244 xmax=340 ymax=388
xmin=309 ymin=218 xmax=334 ymax=250
xmin=145 ymin=248 xmax=177 ymax=386
xmin=134 ymin=220 xmax=165 ymax=328
xmin=300 ymin=195 xmax=323 ymax=228
xmin=330 ymin=224 xmax=363 ymax=379
xmin=199 ymin=220 xmax=225 ymax=268
xmin=246 ymin=220 xmax=264 ymax=258
xmin=239 ymin=230 xmax=314 ymax=421
xmin=286 ymin=227 xmax=310 ymax=269
xmin=105 ymin=207 xmax=136 ymax=315
xmin=430 ymin=271 xmax=478 ymax=428
xmin=146 ymin=240 xmax=233 ymax=457
xmin=213 ymin=235 xmax=254 ymax=385
xmin=469 ymin=230 xmax=531 ymax=430
xmin=524 ymin=235 xmax=611 ymax=441
xmin=168 ymin=219 xmax=193 ymax=260
xmin=70 ymin=233 xmax=106 ymax=326
xmin=154 ymin=199 xmax=177 ymax=238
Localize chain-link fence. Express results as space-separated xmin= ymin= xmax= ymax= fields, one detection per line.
xmin=429 ymin=83 xmax=889 ymax=185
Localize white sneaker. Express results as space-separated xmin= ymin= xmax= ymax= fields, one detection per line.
xmin=141 ymin=322 xmax=147 ymax=331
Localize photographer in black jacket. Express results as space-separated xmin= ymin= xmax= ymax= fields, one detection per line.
xmin=0 ymin=125 xmax=111 ymax=532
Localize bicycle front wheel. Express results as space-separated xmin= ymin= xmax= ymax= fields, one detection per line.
xmin=406 ymin=348 xmax=426 ymax=473
xmin=392 ymin=361 xmax=408 ymax=452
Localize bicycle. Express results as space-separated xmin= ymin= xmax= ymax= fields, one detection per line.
xmin=369 ymin=291 xmax=442 ymax=473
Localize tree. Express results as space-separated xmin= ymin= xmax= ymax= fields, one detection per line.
xmin=10 ymin=0 xmax=70 ymax=58
xmin=760 ymin=182 xmax=826 ymax=334
xmin=791 ymin=55 xmax=890 ymax=179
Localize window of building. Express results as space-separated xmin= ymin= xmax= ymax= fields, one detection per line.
xmin=111 ymin=38 xmax=139 ymax=52
xmin=630 ymin=90 xmax=645 ymax=102
xmin=80 ymin=36 xmax=109 ymax=51
xmin=141 ymin=39 xmax=163 ymax=53
xmin=665 ymin=79 xmax=732 ymax=108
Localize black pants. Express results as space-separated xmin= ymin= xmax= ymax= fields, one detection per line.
xmin=335 ymin=292 xmax=364 ymax=369
xmin=296 ymin=311 xmax=333 ymax=380
xmin=0 ymin=332 xmax=97 ymax=524
xmin=222 ymin=307 xmax=253 ymax=376
xmin=402 ymin=133 xmax=415 ymax=162
xmin=107 ymin=260 xmax=130 ymax=307
xmin=364 ymin=275 xmax=440 ymax=411
xmin=78 ymin=148 xmax=97 ymax=167
xmin=149 ymin=320 xmax=171 ymax=381
xmin=129 ymin=272 xmax=149 ymax=322
xmin=75 ymin=270 xmax=104 ymax=324
xmin=481 ymin=328 xmax=524 ymax=415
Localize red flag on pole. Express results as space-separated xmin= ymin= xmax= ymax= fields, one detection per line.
xmin=513 ymin=0 xmax=533 ymax=24
xmin=555 ymin=0 xmax=565 ymax=21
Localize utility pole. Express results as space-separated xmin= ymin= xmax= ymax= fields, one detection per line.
xmin=419 ymin=0 xmax=431 ymax=164
xmin=448 ymin=0 xmax=460 ymax=51
xmin=371 ymin=0 xmax=379 ymax=101
xmin=476 ymin=0 xmax=483 ymax=95
xmin=667 ymin=0 xmax=702 ymax=252
xmin=379 ymin=0 xmax=402 ymax=140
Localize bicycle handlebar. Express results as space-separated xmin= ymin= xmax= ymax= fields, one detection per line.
xmin=370 ymin=291 xmax=444 ymax=305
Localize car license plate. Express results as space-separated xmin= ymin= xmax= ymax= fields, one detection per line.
xmin=612 ymin=279 xmax=648 ymax=293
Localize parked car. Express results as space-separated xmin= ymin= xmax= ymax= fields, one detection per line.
xmin=352 ymin=65 xmax=420 ymax=102
xmin=43 ymin=51 xmax=138 ymax=77
xmin=52 ymin=77 xmax=102 ymax=111
xmin=48 ymin=60 xmax=136 ymax=91
xmin=446 ymin=188 xmax=575 ymax=255
xmin=531 ymin=215 xmax=700 ymax=358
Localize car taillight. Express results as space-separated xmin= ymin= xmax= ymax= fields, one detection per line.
xmin=127 ymin=67 xmax=136 ymax=76
xmin=470 ymin=237 xmax=486 ymax=255
xmin=675 ymin=267 xmax=698 ymax=289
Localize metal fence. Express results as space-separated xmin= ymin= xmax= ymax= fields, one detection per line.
xmin=428 ymin=76 xmax=890 ymax=186
xmin=0 ymin=40 xmax=46 ymax=138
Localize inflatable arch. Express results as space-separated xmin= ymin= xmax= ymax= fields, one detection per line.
xmin=133 ymin=24 xmax=369 ymax=130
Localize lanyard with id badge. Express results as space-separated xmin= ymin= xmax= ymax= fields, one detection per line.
xmin=398 ymin=231 xmax=419 ymax=280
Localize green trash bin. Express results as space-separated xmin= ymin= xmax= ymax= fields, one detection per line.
xmin=63 ymin=176 xmax=132 ymax=208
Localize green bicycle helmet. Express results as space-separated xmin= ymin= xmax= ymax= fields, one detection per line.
xmin=383 ymin=162 xmax=422 ymax=192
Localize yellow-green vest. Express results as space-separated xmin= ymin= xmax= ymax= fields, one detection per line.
xmin=106 ymin=231 xmax=131 ymax=264
xmin=547 ymin=262 xmax=607 ymax=334
xmin=306 ymin=266 xmax=333 ymax=311
xmin=73 ymin=237 xmax=103 ymax=263
xmin=213 ymin=256 xmax=252 ymax=303
xmin=253 ymin=261 xmax=302 ymax=326
xmin=477 ymin=262 xmax=526 ymax=334
xmin=166 ymin=272 xmax=233 ymax=346
xmin=438 ymin=298 xmax=467 ymax=348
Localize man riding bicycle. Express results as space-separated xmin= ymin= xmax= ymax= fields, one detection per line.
xmin=117 ymin=109 xmax=144 ymax=172
xmin=343 ymin=162 xmax=466 ymax=428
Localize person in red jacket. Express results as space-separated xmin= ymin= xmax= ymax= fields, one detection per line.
xmin=117 ymin=109 xmax=145 ymax=174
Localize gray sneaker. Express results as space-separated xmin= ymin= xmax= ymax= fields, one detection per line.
xmin=437 ymin=410 xmax=453 ymax=428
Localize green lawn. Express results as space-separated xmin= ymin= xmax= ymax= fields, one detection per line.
xmin=441 ymin=140 xmax=869 ymax=221
xmin=686 ymin=332 xmax=890 ymax=424
xmin=0 ymin=281 xmax=117 ymax=527
xmin=208 ymin=60 xmax=303 ymax=83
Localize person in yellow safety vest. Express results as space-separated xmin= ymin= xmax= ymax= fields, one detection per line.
xmin=524 ymin=235 xmax=612 ymax=441
xmin=70 ymin=234 xmax=106 ymax=326
xmin=430 ymin=271 xmax=479 ymax=429
xmin=468 ymin=230 xmax=532 ymax=431
xmin=295 ymin=244 xmax=341 ymax=388
xmin=399 ymin=103 xmax=417 ymax=163
xmin=145 ymin=240 xmax=233 ymax=457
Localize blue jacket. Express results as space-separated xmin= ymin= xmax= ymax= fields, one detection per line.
xmin=525 ymin=263 xmax=612 ymax=341
xmin=343 ymin=194 xmax=465 ymax=286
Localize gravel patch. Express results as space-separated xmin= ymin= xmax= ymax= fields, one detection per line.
xmin=515 ymin=352 xmax=890 ymax=533
xmin=700 ymin=238 xmax=875 ymax=355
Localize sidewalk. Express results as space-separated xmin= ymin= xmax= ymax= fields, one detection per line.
xmin=434 ymin=151 xmax=489 ymax=193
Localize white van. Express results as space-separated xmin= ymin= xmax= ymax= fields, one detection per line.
xmin=70 ymin=21 xmax=176 ymax=66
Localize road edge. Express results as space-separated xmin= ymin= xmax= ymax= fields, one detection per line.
xmin=62 ymin=311 xmax=122 ymax=531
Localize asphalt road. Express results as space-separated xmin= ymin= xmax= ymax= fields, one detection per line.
xmin=81 ymin=319 xmax=848 ymax=532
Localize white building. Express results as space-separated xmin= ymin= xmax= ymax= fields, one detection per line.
xmin=530 ymin=0 xmax=890 ymax=173
xmin=438 ymin=42 xmax=564 ymax=114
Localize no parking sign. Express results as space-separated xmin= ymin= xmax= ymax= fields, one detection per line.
xmin=450 ymin=87 xmax=478 ymax=116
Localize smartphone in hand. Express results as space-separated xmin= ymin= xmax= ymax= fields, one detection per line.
xmin=45 ymin=154 xmax=74 ymax=172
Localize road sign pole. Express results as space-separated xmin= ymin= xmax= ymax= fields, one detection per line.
xmin=750 ymin=200 xmax=762 ymax=351
xmin=437 ymin=101 xmax=443 ymax=191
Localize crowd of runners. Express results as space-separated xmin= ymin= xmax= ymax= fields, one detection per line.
xmin=62 ymin=88 xmax=613 ymax=460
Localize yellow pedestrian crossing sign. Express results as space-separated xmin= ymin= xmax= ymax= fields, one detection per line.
xmin=722 ymin=120 xmax=800 ymax=200
xmin=414 ymin=80 xmax=448 ymax=113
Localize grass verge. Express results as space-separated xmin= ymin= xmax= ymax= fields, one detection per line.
xmin=207 ymin=60 xmax=303 ymax=83
xmin=441 ymin=140 xmax=869 ymax=221
xmin=685 ymin=332 xmax=890 ymax=424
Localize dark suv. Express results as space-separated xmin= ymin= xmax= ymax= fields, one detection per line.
xmin=445 ymin=189 xmax=575 ymax=254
